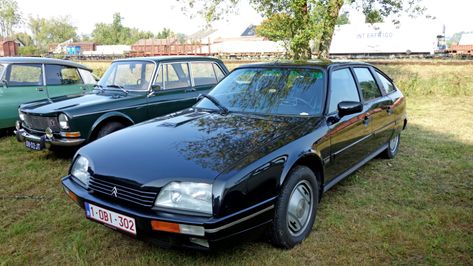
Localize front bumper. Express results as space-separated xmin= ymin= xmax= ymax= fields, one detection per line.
xmin=15 ymin=128 xmax=86 ymax=148
xmin=61 ymin=176 xmax=275 ymax=250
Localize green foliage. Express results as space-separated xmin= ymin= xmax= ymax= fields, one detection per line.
xmin=336 ymin=11 xmax=350 ymax=25
xmin=17 ymin=45 xmax=40 ymax=56
xmin=156 ymin=28 xmax=174 ymax=39
xmin=92 ymin=13 xmax=154 ymax=45
xmin=28 ymin=16 xmax=78 ymax=51
xmin=0 ymin=0 xmax=21 ymax=38
xmin=14 ymin=32 xmax=33 ymax=46
xmin=365 ymin=9 xmax=383 ymax=23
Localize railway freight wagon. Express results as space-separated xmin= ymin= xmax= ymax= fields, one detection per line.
xmin=329 ymin=21 xmax=444 ymax=57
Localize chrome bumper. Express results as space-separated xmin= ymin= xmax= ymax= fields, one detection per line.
xmin=15 ymin=129 xmax=86 ymax=147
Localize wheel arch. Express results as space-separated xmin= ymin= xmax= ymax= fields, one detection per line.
xmin=280 ymin=152 xmax=325 ymax=200
xmin=87 ymin=112 xmax=135 ymax=141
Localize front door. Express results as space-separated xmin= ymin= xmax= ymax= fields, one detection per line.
xmin=45 ymin=64 xmax=87 ymax=98
xmin=0 ymin=63 xmax=46 ymax=129
xmin=325 ymin=68 xmax=372 ymax=182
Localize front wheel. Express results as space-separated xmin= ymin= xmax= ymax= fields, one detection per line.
xmin=96 ymin=122 xmax=126 ymax=140
xmin=269 ymin=166 xmax=319 ymax=249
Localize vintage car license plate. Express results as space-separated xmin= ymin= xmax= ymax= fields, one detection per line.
xmin=25 ymin=140 xmax=43 ymax=151
xmin=85 ymin=202 xmax=137 ymax=235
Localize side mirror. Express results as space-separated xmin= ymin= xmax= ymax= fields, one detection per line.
xmin=338 ymin=101 xmax=363 ymax=117
xmin=148 ymin=84 xmax=161 ymax=97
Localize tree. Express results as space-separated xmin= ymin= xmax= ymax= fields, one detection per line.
xmin=179 ymin=0 xmax=425 ymax=59
xmin=92 ymin=13 xmax=155 ymax=45
xmin=336 ymin=11 xmax=350 ymax=25
xmin=156 ymin=28 xmax=174 ymax=39
xmin=28 ymin=16 xmax=77 ymax=50
xmin=0 ymin=0 xmax=21 ymax=38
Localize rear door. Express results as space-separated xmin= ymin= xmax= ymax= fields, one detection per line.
xmin=147 ymin=62 xmax=195 ymax=118
xmin=189 ymin=61 xmax=225 ymax=96
xmin=45 ymin=64 xmax=87 ymax=98
xmin=352 ymin=67 xmax=395 ymax=152
xmin=0 ymin=63 xmax=46 ymax=128
xmin=325 ymin=67 xmax=372 ymax=181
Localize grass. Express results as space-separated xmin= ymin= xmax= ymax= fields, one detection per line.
xmin=1 ymin=62 xmax=472 ymax=265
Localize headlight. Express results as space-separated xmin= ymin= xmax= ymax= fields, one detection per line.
xmin=18 ymin=110 xmax=25 ymax=121
xmin=71 ymin=156 xmax=91 ymax=188
xmin=155 ymin=182 xmax=212 ymax=215
xmin=58 ymin=113 xmax=69 ymax=130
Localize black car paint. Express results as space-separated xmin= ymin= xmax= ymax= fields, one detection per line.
xmin=62 ymin=61 xmax=407 ymax=249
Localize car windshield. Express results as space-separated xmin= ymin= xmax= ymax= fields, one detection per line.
xmin=98 ymin=61 xmax=155 ymax=91
xmin=195 ymin=67 xmax=325 ymax=116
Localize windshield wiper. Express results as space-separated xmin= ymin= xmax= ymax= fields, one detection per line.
xmin=106 ymin=84 xmax=128 ymax=95
xmin=94 ymin=84 xmax=105 ymax=94
xmin=197 ymin=94 xmax=229 ymax=115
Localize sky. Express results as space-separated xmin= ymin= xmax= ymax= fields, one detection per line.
xmin=14 ymin=0 xmax=473 ymax=38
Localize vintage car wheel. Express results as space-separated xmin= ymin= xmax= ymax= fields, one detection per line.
xmin=96 ymin=122 xmax=126 ymax=139
xmin=382 ymin=134 xmax=400 ymax=159
xmin=269 ymin=165 xmax=319 ymax=249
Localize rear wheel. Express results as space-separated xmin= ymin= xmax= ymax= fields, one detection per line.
xmin=269 ymin=166 xmax=319 ymax=249
xmin=96 ymin=122 xmax=126 ymax=140
xmin=382 ymin=133 xmax=400 ymax=159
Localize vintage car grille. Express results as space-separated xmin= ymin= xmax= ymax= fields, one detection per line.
xmin=89 ymin=176 xmax=158 ymax=207
xmin=23 ymin=114 xmax=60 ymax=132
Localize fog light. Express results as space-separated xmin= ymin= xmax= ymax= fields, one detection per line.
xmin=150 ymin=220 xmax=205 ymax=236
xmin=45 ymin=127 xmax=53 ymax=139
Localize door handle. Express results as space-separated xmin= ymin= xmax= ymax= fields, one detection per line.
xmin=363 ymin=116 xmax=370 ymax=126
xmin=36 ymin=87 xmax=45 ymax=92
xmin=386 ymin=107 xmax=393 ymax=115
xmin=185 ymin=88 xmax=196 ymax=92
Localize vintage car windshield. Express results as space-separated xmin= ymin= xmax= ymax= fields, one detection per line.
xmin=98 ymin=61 xmax=155 ymax=91
xmin=196 ymin=67 xmax=325 ymax=116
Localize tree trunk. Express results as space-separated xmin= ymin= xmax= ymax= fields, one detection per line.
xmin=318 ymin=0 xmax=344 ymax=59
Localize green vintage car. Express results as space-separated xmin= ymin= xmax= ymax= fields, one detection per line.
xmin=16 ymin=56 xmax=229 ymax=151
xmin=0 ymin=57 xmax=96 ymax=130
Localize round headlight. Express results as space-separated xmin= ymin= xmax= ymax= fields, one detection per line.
xmin=155 ymin=182 xmax=213 ymax=215
xmin=71 ymin=156 xmax=91 ymax=188
xmin=58 ymin=113 xmax=70 ymax=130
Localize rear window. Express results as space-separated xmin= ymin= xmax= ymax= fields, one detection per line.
xmin=353 ymin=68 xmax=382 ymax=101
xmin=6 ymin=64 xmax=43 ymax=86
xmin=376 ymin=71 xmax=396 ymax=94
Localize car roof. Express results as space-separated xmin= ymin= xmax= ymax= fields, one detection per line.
xmin=112 ymin=56 xmax=223 ymax=64
xmin=0 ymin=57 xmax=92 ymax=71
xmin=235 ymin=60 xmax=373 ymax=70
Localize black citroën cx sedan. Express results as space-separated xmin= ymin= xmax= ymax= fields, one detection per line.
xmin=61 ymin=61 xmax=407 ymax=250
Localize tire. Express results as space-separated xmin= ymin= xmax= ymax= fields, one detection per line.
xmin=96 ymin=122 xmax=126 ymax=139
xmin=382 ymin=133 xmax=401 ymax=159
xmin=269 ymin=166 xmax=319 ymax=249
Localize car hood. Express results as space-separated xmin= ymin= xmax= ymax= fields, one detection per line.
xmin=20 ymin=91 xmax=139 ymax=115
xmin=79 ymin=110 xmax=320 ymax=188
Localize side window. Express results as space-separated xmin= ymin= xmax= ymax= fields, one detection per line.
xmin=191 ymin=62 xmax=218 ymax=86
xmin=353 ymin=68 xmax=382 ymax=101
xmin=45 ymin=65 xmax=83 ymax=85
xmin=154 ymin=63 xmax=190 ymax=90
xmin=6 ymin=64 xmax=43 ymax=86
xmin=213 ymin=63 xmax=225 ymax=81
xmin=375 ymin=71 xmax=395 ymax=94
xmin=329 ymin=68 xmax=360 ymax=113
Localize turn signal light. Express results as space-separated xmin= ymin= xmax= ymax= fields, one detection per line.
xmin=64 ymin=187 xmax=79 ymax=204
xmin=60 ymin=132 xmax=81 ymax=138
xmin=150 ymin=220 xmax=205 ymax=236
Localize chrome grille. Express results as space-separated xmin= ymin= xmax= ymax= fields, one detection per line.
xmin=23 ymin=114 xmax=60 ymax=131
xmin=89 ymin=176 xmax=158 ymax=207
